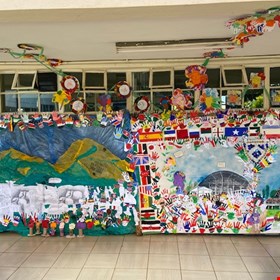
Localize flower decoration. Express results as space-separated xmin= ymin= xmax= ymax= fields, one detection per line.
xmin=170 ymin=88 xmax=193 ymax=110
xmin=134 ymin=96 xmax=150 ymax=113
xmin=115 ymin=81 xmax=131 ymax=99
xmin=71 ymin=98 xmax=87 ymax=114
xmin=52 ymin=90 xmax=71 ymax=109
xmin=227 ymin=90 xmax=242 ymax=106
xmin=185 ymin=65 xmax=208 ymax=90
xmin=227 ymin=7 xmax=280 ymax=45
xmin=249 ymin=72 xmax=265 ymax=88
xmin=199 ymin=88 xmax=220 ymax=113
xmin=61 ymin=75 xmax=79 ymax=95
xmin=98 ymin=94 xmax=112 ymax=113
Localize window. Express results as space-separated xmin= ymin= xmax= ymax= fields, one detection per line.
xmin=244 ymin=89 xmax=263 ymax=109
xmin=149 ymin=69 xmax=173 ymax=88
xmin=83 ymin=71 xmax=106 ymax=89
xmin=12 ymin=71 xmax=37 ymax=90
xmin=207 ymin=68 xmax=220 ymax=88
xmin=222 ymin=66 xmax=248 ymax=86
xmin=1 ymin=93 xmax=18 ymax=112
xmin=270 ymin=67 xmax=280 ymax=107
xmin=37 ymin=72 xmax=57 ymax=92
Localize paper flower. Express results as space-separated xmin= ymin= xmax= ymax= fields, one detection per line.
xmin=199 ymin=88 xmax=220 ymax=113
xmin=185 ymin=65 xmax=208 ymax=90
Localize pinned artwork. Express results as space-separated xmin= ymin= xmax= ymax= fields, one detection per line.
xmin=115 ymin=81 xmax=131 ymax=99
xmin=249 ymin=72 xmax=266 ymax=88
xmin=61 ymin=75 xmax=79 ymax=95
xmin=185 ymin=65 xmax=208 ymax=90
xmin=134 ymin=96 xmax=150 ymax=113
xmin=227 ymin=90 xmax=242 ymax=107
xmin=227 ymin=6 xmax=280 ymax=45
xmin=270 ymin=89 xmax=280 ymax=106
xmin=52 ymin=90 xmax=71 ymax=110
xmin=98 ymin=94 xmax=113 ymax=113
xmin=199 ymin=88 xmax=220 ymax=113
xmin=171 ymin=88 xmax=193 ymax=110
xmin=71 ymin=98 xmax=87 ymax=114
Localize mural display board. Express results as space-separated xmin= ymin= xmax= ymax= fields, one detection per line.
xmin=132 ymin=110 xmax=280 ymax=235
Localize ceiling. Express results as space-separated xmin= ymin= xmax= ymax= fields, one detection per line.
xmin=0 ymin=0 xmax=279 ymax=63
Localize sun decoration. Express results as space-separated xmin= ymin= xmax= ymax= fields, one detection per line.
xmin=115 ymin=81 xmax=131 ymax=99
xmin=134 ymin=96 xmax=150 ymax=113
xmin=185 ymin=65 xmax=208 ymax=90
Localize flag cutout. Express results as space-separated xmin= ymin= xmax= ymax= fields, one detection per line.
xmin=134 ymin=155 xmax=150 ymax=166
xmin=212 ymin=127 xmax=224 ymax=138
xmin=189 ymin=129 xmax=200 ymax=139
xmin=139 ymin=185 xmax=153 ymax=196
xmin=248 ymin=126 xmax=260 ymax=136
xmin=135 ymin=165 xmax=151 ymax=185
xmin=139 ymin=131 xmax=163 ymax=142
xmin=176 ymin=129 xmax=188 ymax=139
xmin=140 ymin=193 xmax=153 ymax=208
xmin=133 ymin=143 xmax=148 ymax=155
xmin=140 ymin=208 xmax=161 ymax=234
xmin=163 ymin=129 xmax=176 ymax=140
xmin=224 ymin=127 xmax=248 ymax=137
xmin=262 ymin=126 xmax=280 ymax=139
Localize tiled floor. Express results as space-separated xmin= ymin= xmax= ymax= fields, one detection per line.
xmin=0 ymin=232 xmax=279 ymax=280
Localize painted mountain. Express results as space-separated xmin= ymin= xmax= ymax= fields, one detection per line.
xmin=0 ymin=138 xmax=129 ymax=185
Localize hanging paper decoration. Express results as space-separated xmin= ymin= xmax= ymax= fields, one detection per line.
xmin=249 ymin=72 xmax=265 ymax=88
xmin=47 ymin=58 xmax=63 ymax=67
xmin=226 ymin=6 xmax=280 ymax=45
xmin=271 ymin=89 xmax=280 ymax=106
xmin=227 ymin=90 xmax=242 ymax=106
xmin=98 ymin=94 xmax=112 ymax=113
xmin=198 ymin=88 xmax=220 ymax=113
xmin=115 ymin=81 xmax=131 ymax=99
xmin=52 ymin=90 xmax=71 ymax=109
xmin=171 ymin=88 xmax=192 ymax=110
xmin=61 ymin=75 xmax=79 ymax=95
xmin=134 ymin=96 xmax=150 ymax=113
xmin=71 ymin=98 xmax=87 ymax=114
xmin=185 ymin=65 xmax=208 ymax=90
xmin=203 ymin=49 xmax=227 ymax=58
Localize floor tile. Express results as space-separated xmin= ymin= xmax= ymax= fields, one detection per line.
xmin=181 ymin=270 xmax=217 ymax=280
xmin=206 ymin=242 xmax=239 ymax=256
xmin=124 ymin=234 xmax=151 ymax=242
xmin=149 ymin=254 xmax=180 ymax=269
xmin=257 ymin=236 xmax=280 ymax=245
xmin=0 ymin=240 xmax=17 ymax=252
xmin=231 ymin=236 xmax=260 ymax=244
xmin=150 ymin=241 xmax=178 ymax=254
xmin=77 ymin=268 xmax=114 ymax=280
xmin=64 ymin=241 xmax=94 ymax=253
xmin=21 ymin=253 xmax=59 ymax=267
xmin=177 ymin=235 xmax=205 ymax=243
xmin=147 ymin=269 xmax=182 ymax=280
xmin=262 ymin=244 xmax=280 ymax=257
xmin=0 ymin=267 xmax=17 ymax=280
xmin=179 ymin=242 xmax=209 ymax=255
xmin=250 ymin=272 xmax=280 ymax=280
xmin=6 ymin=240 xmax=42 ymax=253
xmin=180 ymin=255 xmax=213 ymax=271
xmin=97 ymin=236 xmax=124 ymax=242
xmin=35 ymin=241 xmax=69 ymax=254
xmin=0 ymin=252 xmax=30 ymax=267
xmin=53 ymin=253 xmax=88 ymax=268
xmin=120 ymin=241 xmax=150 ymax=253
xmin=112 ymin=268 xmax=147 ymax=280
xmin=150 ymin=235 xmax=178 ymax=242
xmin=70 ymin=236 xmax=99 ymax=242
xmin=92 ymin=241 xmax=122 ymax=254
xmin=242 ymin=256 xmax=280 ymax=273
xmin=116 ymin=253 xmax=148 ymax=268
xmin=234 ymin=244 xmax=270 ymax=257
xmin=211 ymin=256 xmax=247 ymax=272
xmin=204 ymin=235 xmax=233 ymax=243
xmin=0 ymin=232 xmax=22 ymax=241
xmin=84 ymin=253 xmax=118 ymax=268
xmin=8 ymin=267 xmax=48 ymax=280
xmin=42 ymin=268 xmax=81 ymax=280
xmin=216 ymin=271 xmax=252 ymax=280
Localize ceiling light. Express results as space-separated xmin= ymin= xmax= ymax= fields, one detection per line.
xmin=116 ymin=38 xmax=237 ymax=53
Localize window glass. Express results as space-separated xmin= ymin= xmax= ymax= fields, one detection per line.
xmin=107 ymin=72 xmax=126 ymax=90
xmin=0 ymin=74 xmax=15 ymax=92
xmin=133 ymin=72 xmax=149 ymax=90
xmin=20 ymin=93 xmax=38 ymax=112
xmin=174 ymin=70 xmax=185 ymax=89
xmin=40 ymin=94 xmax=56 ymax=112
xmin=270 ymin=67 xmax=280 ymax=87
xmin=207 ymin=68 xmax=220 ymax=88
xmin=1 ymin=94 xmax=18 ymax=112
xmin=84 ymin=72 xmax=105 ymax=88
xmin=244 ymin=89 xmax=263 ymax=109
xmin=37 ymin=72 xmax=57 ymax=92
xmin=152 ymin=71 xmax=171 ymax=87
